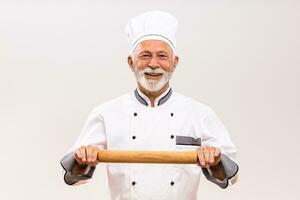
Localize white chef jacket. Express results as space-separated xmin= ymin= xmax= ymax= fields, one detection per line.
xmin=60 ymin=87 xmax=239 ymax=200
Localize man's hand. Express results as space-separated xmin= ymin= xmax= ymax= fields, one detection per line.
xmin=197 ymin=146 xmax=221 ymax=168
xmin=197 ymin=146 xmax=225 ymax=180
xmin=75 ymin=146 xmax=100 ymax=167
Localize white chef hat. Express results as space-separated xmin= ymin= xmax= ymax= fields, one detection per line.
xmin=125 ymin=10 xmax=178 ymax=55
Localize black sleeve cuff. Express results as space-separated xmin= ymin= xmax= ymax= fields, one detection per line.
xmin=202 ymin=153 xmax=239 ymax=189
xmin=60 ymin=152 xmax=96 ymax=185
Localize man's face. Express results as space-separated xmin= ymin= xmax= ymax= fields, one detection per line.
xmin=128 ymin=40 xmax=179 ymax=92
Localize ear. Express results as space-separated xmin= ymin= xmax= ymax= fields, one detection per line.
xmin=128 ymin=55 xmax=134 ymax=71
xmin=172 ymin=55 xmax=179 ymax=72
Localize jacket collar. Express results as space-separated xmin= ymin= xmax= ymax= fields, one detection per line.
xmin=134 ymin=86 xmax=173 ymax=107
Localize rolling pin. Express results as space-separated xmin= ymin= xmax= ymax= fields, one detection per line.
xmin=97 ymin=150 xmax=198 ymax=164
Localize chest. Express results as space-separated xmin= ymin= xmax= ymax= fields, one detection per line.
xmin=104 ymin=107 xmax=202 ymax=151
xmin=101 ymin=101 xmax=204 ymax=200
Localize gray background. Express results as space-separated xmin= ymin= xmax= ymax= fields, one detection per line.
xmin=0 ymin=0 xmax=299 ymax=199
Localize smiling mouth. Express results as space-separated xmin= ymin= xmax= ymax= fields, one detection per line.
xmin=144 ymin=72 xmax=163 ymax=77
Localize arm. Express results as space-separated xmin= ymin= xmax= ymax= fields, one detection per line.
xmin=60 ymin=111 xmax=106 ymax=185
xmin=199 ymin=108 xmax=239 ymax=188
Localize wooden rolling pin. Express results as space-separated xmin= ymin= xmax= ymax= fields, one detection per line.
xmin=97 ymin=150 xmax=198 ymax=164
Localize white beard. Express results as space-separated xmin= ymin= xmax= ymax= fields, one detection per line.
xmin=134 ymin=67 xmax=173 ymax=92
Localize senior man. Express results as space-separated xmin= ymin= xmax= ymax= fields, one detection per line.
xmin=60 ymin=10 xmax=239 ymax=200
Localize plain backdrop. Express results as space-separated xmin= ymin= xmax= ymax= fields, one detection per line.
xmin=0 ymin=0 xmax=299 ymax=199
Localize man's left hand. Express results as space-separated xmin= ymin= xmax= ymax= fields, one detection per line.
xmin=197 ymin=146 xmax=221 ymax=168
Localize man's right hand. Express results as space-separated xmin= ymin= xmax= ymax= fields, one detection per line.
xmin=75 ymin=146 xmax=100 ymax=167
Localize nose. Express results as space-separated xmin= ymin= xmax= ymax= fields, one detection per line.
xmin=148 ymin=56 xmax=159 ymax=69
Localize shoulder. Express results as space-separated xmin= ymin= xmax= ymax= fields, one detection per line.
xmin=89 ymin=93 xmax=132 ymax=116
xmin=173 ymin=92 xmax=215 ymax=116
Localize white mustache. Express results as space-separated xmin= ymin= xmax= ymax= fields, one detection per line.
xmin=142 ymin=67 xmax=166 ymax=75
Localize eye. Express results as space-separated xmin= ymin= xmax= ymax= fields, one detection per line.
xmin=140 ymin=54 xmax=151 ymax=58
xmin=158 ymin=54 xmax=167 ymax=58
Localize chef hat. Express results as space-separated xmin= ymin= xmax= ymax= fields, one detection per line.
xmin=125 ymin=10 xmax=178 ymax=55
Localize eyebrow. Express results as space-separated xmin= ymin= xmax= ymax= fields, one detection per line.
xmin=139 ymin=50 xmax=169 ymax=55
xmin=138 ymin=51 xmax=152 ymax=55
xmin=157 ymin=51 xmax=168 ymax=55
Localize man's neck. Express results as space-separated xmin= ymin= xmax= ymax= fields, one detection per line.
xmin=137 ymin=83 xmax=170 ymax=107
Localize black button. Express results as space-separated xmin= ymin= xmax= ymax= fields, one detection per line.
xmin=134 ymin=112 xmax=137 ymax=116
xmin=132 ymin=181 xmax=136 ymax=186
xmin=170 ymin=113 xmax=174 ymax=117
xmin=170 ymin=135 xmax=174 ymax=139
xmin=132 ymin=136 xmax=136 ymax=140
xmin=170 ymin=181 xmax=175 ymax=186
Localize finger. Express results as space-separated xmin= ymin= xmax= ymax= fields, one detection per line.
xmin=75 ymin=149 xmax=82 ymax=158
xmin=214 ymin=148 xmax=221 ymax=164
xmin=86 ymin=146 xmax=93 ymax=162
xmin=197 ymin=147 xmax=205 ymax=167
xmin=75 ymin=149 xmax=83 ymax=164
xmin=89 ymin=147 xmax=97 ymax=163
xmin=214 ymin=148 xmax=220 ymax=157
xmin=203 ymin=147 xmax=210 ymax=167
xmin=80 ymin=146 xmax=87 ymax=162
xmin=86 ymin=147 xmax=99 ymax=166
xmin=92 ymin=148 xmax=98 ymax=162
xmin=209 ymin=147 xmax=215 ymax=164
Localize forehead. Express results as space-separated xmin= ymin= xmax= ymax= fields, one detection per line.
xmin=135 ymin=40 xmax=173 ymax=54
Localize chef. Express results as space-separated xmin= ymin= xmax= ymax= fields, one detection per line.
xmin=60 ymin=10 xmax=239 ymax=200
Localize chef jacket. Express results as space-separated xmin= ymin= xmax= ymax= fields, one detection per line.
xmin=60 ymin=87 xmax=239 ymax=200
